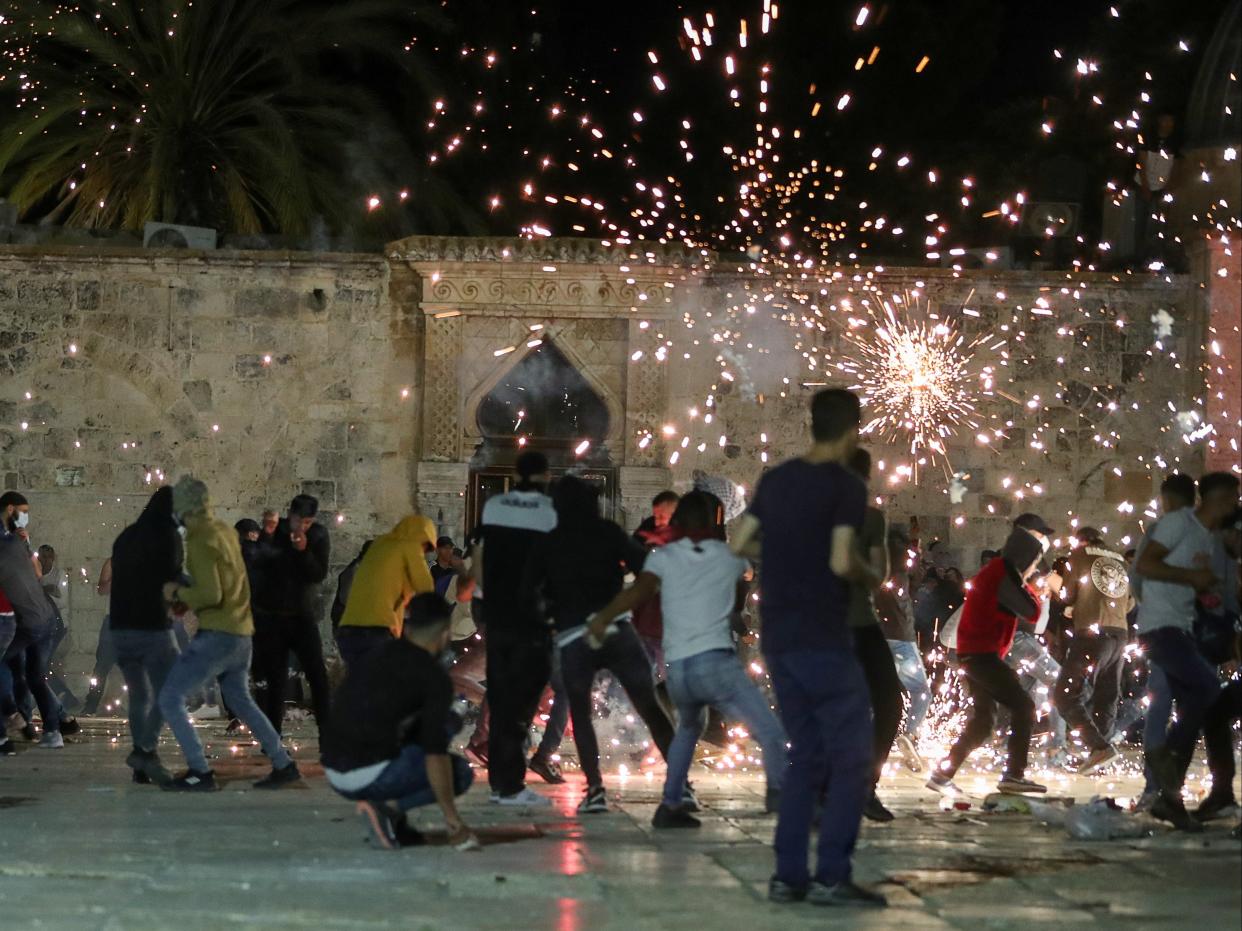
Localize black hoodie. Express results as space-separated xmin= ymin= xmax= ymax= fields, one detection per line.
xmin=109 ymin=487 xmax=186 ymax=631
xmin=250 ymin=518 xmax=331 ymax=618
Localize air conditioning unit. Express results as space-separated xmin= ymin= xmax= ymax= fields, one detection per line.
xmin=1018 ymin=202 xmax=1080 ymax=238
xmin=143 ymin=222 xmax=218 ymax=250
xmin=939 ymin=247 xmax=1013 ymax=269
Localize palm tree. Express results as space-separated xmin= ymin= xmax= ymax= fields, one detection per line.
xmin=0 ymin=0 xmax=447 ymax=236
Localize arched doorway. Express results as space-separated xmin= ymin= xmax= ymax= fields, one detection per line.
xmin=466 ymin=339 xmax=618 ymax=530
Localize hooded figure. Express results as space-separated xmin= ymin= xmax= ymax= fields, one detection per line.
xmin=338 ymin=516 xmax=438 ymax=638
xmin=110 ymin=486 xmax=186 ymax=634
xmin=954 ymin=529 xmax=1043 ymax=659
xmin=171 ymin=477 xmax=254 ymax=637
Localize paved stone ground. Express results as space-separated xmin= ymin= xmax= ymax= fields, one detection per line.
xmin=0 ymin=717 xmax=1238 ymax=930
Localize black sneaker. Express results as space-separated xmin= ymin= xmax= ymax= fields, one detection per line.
xmin=652 ymin=803 xmax=701 ymax=829
xmin=1145 ymin=745 xmax=1182 ymax=798
xmin=0 ymin=739 xmax=16 ymax=756
xmin=163 ymin=769 xmax=218 ymax=792
xmin=765 ymin=787 xmax=781 ymax=814
xmin=863 ymin=792 xmax=895 ymax=822
xmin=393 ymin=817 xmax=427 ymax=848
xmin=577 ymin=785 xmax=608 ymax=814
xmin=59 ymin=717 xmax=81 ymax=737
xmin=767 ymin=877 xmax=807 ymax=904
xmin=998 ymin=774 xmax=1047 ymax=794
xmin=528 ymin=753 xmax=566 ymax=785
xmin=682 ymin=782 xmax=700 ymax=813
xmin=1194 ymin=792 xmax=1239 ymax=823
xmin=225 ymin=718 xmax=243 ymax=735
xmin=20 ymin=722 xmax=36 ymax=741
xmin=254 ymin=761 xmax=301 ymax=789
xmin=806 ymin=880 xmax=888 ymax=908
xmin=1151 ymin=793 xmax=1204 ymax=832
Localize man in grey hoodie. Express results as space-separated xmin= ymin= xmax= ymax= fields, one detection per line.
xmin=0 ymin=492 xmax=61 ymax=750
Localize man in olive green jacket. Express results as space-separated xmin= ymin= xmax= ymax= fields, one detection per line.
xmin=157 ymin=477 xmax=301 ymax=791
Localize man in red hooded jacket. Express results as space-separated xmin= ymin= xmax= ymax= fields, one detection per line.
xmin=928 ymin=527 xmax=1049 ymax=796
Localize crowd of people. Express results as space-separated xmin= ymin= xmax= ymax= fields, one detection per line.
xmin=0 ymin=386 xmax=1238 ymax=908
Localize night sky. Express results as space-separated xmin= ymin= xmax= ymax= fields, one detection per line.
xmin=401 ymin=0 xmax=1230 ymax=255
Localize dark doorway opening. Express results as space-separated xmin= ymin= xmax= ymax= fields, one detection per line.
xmin=467 ymin=340 xmax=617 ymax=532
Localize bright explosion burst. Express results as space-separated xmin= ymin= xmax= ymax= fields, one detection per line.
xmin=840 ymin=300 xmax=1003 ymax=464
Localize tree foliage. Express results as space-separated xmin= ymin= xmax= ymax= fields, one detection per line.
xmin=0 ymin=0 xmax=451 ymax=236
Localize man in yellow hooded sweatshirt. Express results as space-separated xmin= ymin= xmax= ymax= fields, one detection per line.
xmin=335 ymin=515 xmax=438 ymax=671
xmin=158 ymin=477 xmax=301 ymax=792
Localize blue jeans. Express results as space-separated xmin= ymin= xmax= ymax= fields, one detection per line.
xmin=1140 ymin=627 xmax=1219 ymax=760
xmin=112 ymin=628 xmax=180 ymax=753
xmin=159 ymin=630 xmax=291 ymax=773
xmin=888 ymin=639 xmax=932 ymax=737
xmin=664 ymin=649 xmax=788 ymax=808
xmin=1 ymin=623 xmax=64 ymax=732
xmin=333 ymin=744 xmax=474 ymax=812
xmin=767 ymin=648 xmax=872 ymax=887
xmin=1006 ymin=631 xmax=1067 ymax=748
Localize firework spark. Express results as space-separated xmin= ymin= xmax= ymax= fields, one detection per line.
xmin=839 ymin=299 xmax=1002 ymax=463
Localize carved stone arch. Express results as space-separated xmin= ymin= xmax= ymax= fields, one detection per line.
xmin=460 ymin=322 xmax=625 ymax=451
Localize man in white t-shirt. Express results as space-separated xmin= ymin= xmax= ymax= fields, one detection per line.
xmin=589 ymin=491 xmax=788 ymax=828
xmin=1136 ymin=471 xmax=1239 ymax=829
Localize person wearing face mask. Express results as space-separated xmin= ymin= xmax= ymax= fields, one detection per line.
xmin=927 ymin=527 xmax=1049 ymax=796
xmin=0 ymin=491 xmax=69 ymax=750
xmin=321 ymin=593 xmax=477 ymax=850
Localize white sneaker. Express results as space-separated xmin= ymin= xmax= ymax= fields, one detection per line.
xmin=493 ymin=787 xmax=551 ymax=807
xmin=38 ymin=731 xmax=65 ymax=749
xmin=189 ymin=705 xmax=221 ymax=721
xmin=896 ymin=734 xmax=925 ymax=772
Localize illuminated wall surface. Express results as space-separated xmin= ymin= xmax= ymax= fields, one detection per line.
xmin=1 ymin=236 xmax=1236 ymax=676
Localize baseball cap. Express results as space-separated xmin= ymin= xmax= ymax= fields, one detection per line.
xmin=1013 ymin=512 xmax=1054 ymax=536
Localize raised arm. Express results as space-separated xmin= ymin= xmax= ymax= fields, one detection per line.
xmin=730 ymin=513 xmax=762 ymax=560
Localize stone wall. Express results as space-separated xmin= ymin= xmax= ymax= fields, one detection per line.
xmin=0 ymin=246 xmax=411 ymax=684
xmin=665 ymin=262 xmax=1215 ymax=567
xmin=1 ymin=237 xmax=1232 ymax=690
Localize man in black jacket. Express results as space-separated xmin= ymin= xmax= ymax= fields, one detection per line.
xmin=110 ymin=486 xmax=186 ymax=784
xmin=250 ymin=494 xmax=332 ymax=736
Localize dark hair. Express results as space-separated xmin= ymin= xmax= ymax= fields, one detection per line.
xmin=0 ymin=491 xmax=28 ymax=510
xmin=551 ymin=475 xmax=599 ymax=525
xmin=235 ymin=518 xmax=261 ymax=536
xmin=810 ymin=389 xmax=861 ymax=443
xmin=1160 ymin=472 xmax=1196 ymax=506
xmin=980 ymin=548 xmax=998 ymax=565
xmin=849 ymin=447 xmax=872 ymax=480
xmin=670 ymin=491 xmax=715 ymax=533
xmin=436 ymin=536 xmax=454 ymax=548
xmin=37 ymin=544 xmax=55 ymax=560
xmin=652 ymin=490 xmax=680 ymax=508
xmin=289 ymin=494 xmax=319 ymax=518
xmin=1077 ymin=526 xmax=1104 ymax=545
xmin=1199 ymin=472 xmax=1240 ymax=501
xmin=405 ymin=592 xmax=452 ymax=632
xmin=516 ymin=450 xmax=549 ymax=480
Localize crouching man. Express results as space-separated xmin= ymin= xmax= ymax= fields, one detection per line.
xmin=321 ymin=593 xmax=478 ymax=850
